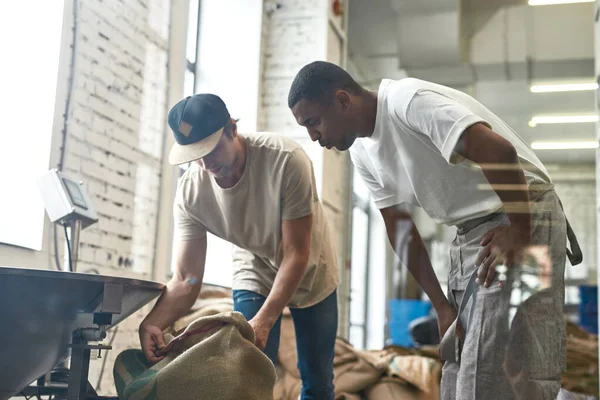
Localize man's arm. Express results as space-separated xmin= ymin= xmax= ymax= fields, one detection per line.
xmin=380 ymin=207 xmax=451 ymax=313
xmin=403 ymin=91 xmax=533 ymax=286
xmin=249 ymin=214 xmax=312 ymax=349
xmin=457 ymin=122 xmax=532 ymax=286
xmin=139 ymin=237 xmax=207 ymax=362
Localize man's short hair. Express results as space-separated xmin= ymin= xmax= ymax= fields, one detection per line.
xmin=288 ymin=61 xmax=361 ymax=108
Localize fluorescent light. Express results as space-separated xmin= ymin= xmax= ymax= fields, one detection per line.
xmin=529 ymin=0 xmax=594 ymax=5
xmin=529 ymin=115 xmax=599 ymax=126
xmin=530 ymin=82 xmax=598 ymax=93
xmin=531 ymin=141 xmax=599 ymax=150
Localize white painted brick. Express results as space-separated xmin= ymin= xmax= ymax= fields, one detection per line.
xmin=147 ymin=0 xmax=172 ymax=41
xmin=101 ymin=233 xmax=125 ymax=253
xmin=69 ymin=118 xmax=94 ymax=142
xmin=84 ymin=180 xmax=107 ymax=197
xmin=266 ymin=0 xmax=321 ymax=13
xmin=84 ymin=129 xmax=112 ymax=153
xmin=93 ymin=195 xmax=129 ymax=220
xmin=96 ymin=215 xmax=133 ymax=238
xmin=80 ymin=230 xmax=104 ymax=248
xmin=88 ymin=65 xmax=116 ymax=92
xmin=71 ymin=86 xmax=91 ymax=109
xmin=59 ymin=0 xmax=171 ymax=386
xmin=65 ymin=122 xmax=89 ymax=144
xmin=78 ymin=245 xmax=97 ymax=264
xmin=104 ymin=185 xmax=134 ymax=208
xmin=80 ymin=158 xmax=136 ymax=193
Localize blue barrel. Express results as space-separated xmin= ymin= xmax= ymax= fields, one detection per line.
xmin=578 ymin=285 xmax=598 ymax=334
xmin=388 ymin=299 xmax=432 ymax=347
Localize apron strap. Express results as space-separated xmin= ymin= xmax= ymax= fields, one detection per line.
xmin=554 ymin=198 xmax=583 ymax=266
xmin=439 ymin=270 xmax=478 ymax=363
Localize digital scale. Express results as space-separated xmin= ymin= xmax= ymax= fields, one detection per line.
xmin=0 ymin=169 xmax=164 ymax=400
xmin=37 ymin=169 xmax=99 ymax=272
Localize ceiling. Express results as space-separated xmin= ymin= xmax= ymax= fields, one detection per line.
xmin=347 ymin=0 xmax=597 ymax=164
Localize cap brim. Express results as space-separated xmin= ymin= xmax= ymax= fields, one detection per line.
xmin=168 ymin=128 xmax=224 ymax=165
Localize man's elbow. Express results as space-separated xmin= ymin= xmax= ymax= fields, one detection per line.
xmin=287 ymin=247 xmax=311 ymax=271
xmin=463 ymin=124 xmax=519 ymax=165
xmin=494 ymin=138 xmax=518 ymax=163
xmin=296 ymin=251 xmax=311 ymax=269
xmin=170 ymin=270 xmax=202 ymax=293
xmin=468 ymin=136 xmax=518 ymax=166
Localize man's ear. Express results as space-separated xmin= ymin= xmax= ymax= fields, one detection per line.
xmin=335 ymin=90 xmax=351 ymax=112
xmin=226 ymin=118 xmax=239 ymax=138
xmin=232 ymin=124 xmax=238 ymax=138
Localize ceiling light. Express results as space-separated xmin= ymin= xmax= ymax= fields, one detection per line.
xmin=529 ymin=0 xmax=594 ymax=5
xmin=529 ymin=115 xmax=599 ymax=126
xmin=530 ymin=82 xmax=598 ymax=93
xmin=531 ymin=141 xmax=599 ymax=150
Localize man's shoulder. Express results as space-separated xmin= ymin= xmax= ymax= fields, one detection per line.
xmin=387 ymin=77 xmax=439 ymax=92
xmin=175 ymin=164 xmax=211 ymax=202
xmin=244 ymin=132 xmax=303 ymax=155
xmin=179 ymin=162 xmax=200 ymax=182
xmin=348 ymin=140 xmax=372 ymax=168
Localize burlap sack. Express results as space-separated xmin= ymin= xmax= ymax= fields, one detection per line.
xmin=114 ymin=311 xmax=276 ymax=400
xmin=365 ymin=377 xmax=423 ymax=400
xmin=172 ymin=297 xmax=234 ymax=333
xmin=388 ymin=355 xmax=441 ymax=398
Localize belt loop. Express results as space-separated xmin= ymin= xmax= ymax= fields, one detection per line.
xmin=557 ymin=198 xmax=583 ymax=266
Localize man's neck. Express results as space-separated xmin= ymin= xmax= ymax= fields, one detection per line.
xmin=214 ymin=136 xmax=247 ymax=189
xmin=357 ymin=90 xmax=379 ymax=138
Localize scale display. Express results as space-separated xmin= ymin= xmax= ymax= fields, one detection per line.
xmin=62 ymin=178 xmax=88 ymax=210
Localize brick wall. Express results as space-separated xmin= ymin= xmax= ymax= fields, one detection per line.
xmin=59 ymin=0 xmax=170 ymax=278
xmin=260 ymin=0 xmax=352 ymax=338
xmin=260 ymin=0 xmax=324 ymax=135
xmin=55 ymin=0 xmax=172 ymax=394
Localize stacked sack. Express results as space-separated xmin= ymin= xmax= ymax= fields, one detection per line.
xmin=562 ymin=321 xmax=598 ymax=397
xmin=113 ymin=311 xmax=276 ymax=400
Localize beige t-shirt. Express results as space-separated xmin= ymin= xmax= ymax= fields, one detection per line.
xmin=173 ymin=132 xmax=339 ymax=308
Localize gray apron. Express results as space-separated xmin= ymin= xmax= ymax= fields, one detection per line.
xmin=439 ymin=185 xmax=582 ymax=400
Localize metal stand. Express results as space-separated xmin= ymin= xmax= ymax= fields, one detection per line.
xmin=50 ymin=219 xmax=83 ymax=379
xmin=68 ymin=219 xmax=82 ymax=272
xmin=22 ymin=283 xmax=124 ymax=400
xmin=67 ymin=326 xmax=111 ymax=400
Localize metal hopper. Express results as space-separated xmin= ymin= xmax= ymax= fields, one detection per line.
xmin=0 ymin=266 xmax=164 ymax=399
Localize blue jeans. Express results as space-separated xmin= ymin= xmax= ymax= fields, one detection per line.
xmin=233 ymin=289 xmax=338 ymax=400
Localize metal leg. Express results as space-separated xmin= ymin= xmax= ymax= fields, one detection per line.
xmin=69 ymin=219 xmax=82 ymax=272
xmin=65 ymin=326 xmax=111 ymax=400
xmin=67 ymin=335 xmax=91 ymax=400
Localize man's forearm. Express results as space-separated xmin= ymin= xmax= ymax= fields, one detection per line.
xmin=479 ymin=153 xmax=532 ymax=240
xmin=142 ymin=277 xmax=202 ymax=330
xmin=254 ymin=255 xmax=308 ymax=324
xmin=460 ymin=124 xmax=532 ymax=239
xmin=404 ymin=226 xmax=450 ymax=311
xmin=383 ymin=211 xmax=449 ymax=312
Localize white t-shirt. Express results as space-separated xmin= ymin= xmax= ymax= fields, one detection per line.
xmin=350 ymin=78 xmax=551 ymax=226
xmin=173 ymin=132 xmax=338 ymax=308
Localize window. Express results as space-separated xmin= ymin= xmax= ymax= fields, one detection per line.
xmin=348 ymin=167 xmax=374 ymax=349
xmin=348 ymin=166 xmax=392 ymax=349
xmin=171 ymin=0 xmax=234 ymax=287
xmin=184 ymin=0 xmax=199 ymax=99
xmin=349 ymin=205 xmax=369 ymax=349
xmin=0 ymin=1 xmax=64 ymax=250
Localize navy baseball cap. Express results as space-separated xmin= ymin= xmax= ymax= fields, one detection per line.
xmin=167 ymin=94 xmax=231 ymax=165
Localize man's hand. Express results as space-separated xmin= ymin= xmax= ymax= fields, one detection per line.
xmin=437 ymin=303 xmax=462 ymax=344
xmin=248 ymin=316 xmax=274 ymax=351
xmin=139 ymin=323 xmax=167 ymax=364
xmin=476 ymin=225 xmax=531 ymax=287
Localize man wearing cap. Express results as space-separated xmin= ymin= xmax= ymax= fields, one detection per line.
xmin=138 ymin=93 xmax=339 ymax=399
